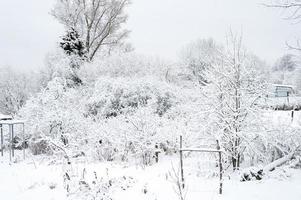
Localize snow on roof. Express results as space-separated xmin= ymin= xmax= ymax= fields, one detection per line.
xmin=272 ymin=84 xmax=294 ymax=88
xmin=0 ymin=113 xmax=12 ymax=120
xmin=0 ymin=120 xmax=25 ymax=125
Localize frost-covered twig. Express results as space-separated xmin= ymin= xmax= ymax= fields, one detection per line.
xmin=168 ymin=163 xmax=187 ymax=200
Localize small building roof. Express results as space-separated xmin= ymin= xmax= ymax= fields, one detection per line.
xmin=272 ymin=84 xmax=294 ymax=88
xmin=0 ymin=120 xmax=25 ymax=125
xmin=0 ymin=113 xmax=12 ymax=120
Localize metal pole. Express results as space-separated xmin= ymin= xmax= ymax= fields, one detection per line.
xmin=22 ymin=123 xmax=25 ymax=160
xmin=180 ymin=135 xmax=185 ymax=189
xmin=12 ymin=125 xmax=14 ymax=157
xmin=0 ymin=124 xmax=3 ymax=157
xmin=9 ymin=124 xmax=12 ymax=162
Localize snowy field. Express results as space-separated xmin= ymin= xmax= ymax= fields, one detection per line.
xmin=1 ymin=155 xmax=301 ymax=200
xmin=1 ymin=110 xmax=301 ymax=200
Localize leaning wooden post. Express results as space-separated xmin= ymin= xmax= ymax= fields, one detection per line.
xmin=0 ymin=124 xmax=3 ymax=157
xmin=180 ymin=135 xmax=185 ymax=189
xmin=217 ymin=140 xmax=223 ymax=195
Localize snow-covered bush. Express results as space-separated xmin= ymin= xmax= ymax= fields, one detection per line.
xmin=18 ymin=39 xmax=299 ymax=171
xmin=247 ymin=111 xmax=301 ymax=165
xmin=85 ymin=77 xmax=176 ymax=119
xmin=92 ymin=108 xmax=180 ymax=165
xmin=19 ymin=73 xmax=188 ymax=165
xmin=18 ymin=77 xmax=91 ymax=156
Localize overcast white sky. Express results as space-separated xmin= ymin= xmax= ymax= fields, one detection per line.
xmin=0 ymin=0 xmax=300 ymax=71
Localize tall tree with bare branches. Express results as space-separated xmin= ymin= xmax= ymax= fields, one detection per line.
xmin=266 ymin=0 xmax=301 ymax=50
xmin=266 ymin=0 xmax=301 ymax=21
xmin=203 ymin=32 xmax=268 ymax=170
xmin=52 ymin=0 xmax=130 ymax=61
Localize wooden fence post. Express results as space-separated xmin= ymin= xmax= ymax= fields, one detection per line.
xmin=180 ymin=135 xmax=185 ymax=188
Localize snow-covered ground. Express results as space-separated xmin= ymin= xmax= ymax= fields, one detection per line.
xmin=1 ymin=110 xmax=301 ymax=200
xmin=1 ymin=155 xmax=301 ymax=200
xmin=1 ymin=111 xmax=301 ymax=200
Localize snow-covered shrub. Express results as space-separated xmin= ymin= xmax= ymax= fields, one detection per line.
xmin=30 ymin=137 xmax=53 ymax=155
xmin=18 ymin=73 xmax=188 ymax=164
xmin=18 ymin=50 xmax=203 ymax=163
xmin=240 ymin=167 xmax=263 ymax=181
xmin=289 ymin=158 xmax=301 ymax=169
xmin=91 ymin=107 xmax=179 ymax=165
xmin=85 ymin=77 xmax=177 ymax=119
xmin=18 ymin=77 xmax=92 ymax=156
xmin=86 ymin=80 xmax=201 ymax=164
xmin=21 ymin=46 xmax=296 ymax=170
xmin=44 ymin=49 xmax=87 ymax=87
xmin=240 ymin=110 xmax=301 ymax=168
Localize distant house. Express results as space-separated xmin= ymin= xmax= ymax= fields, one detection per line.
xmin=270 ymin=84 xmax=295 ymax=97
xmin=260 ymin=84 xmax=301 ymax=110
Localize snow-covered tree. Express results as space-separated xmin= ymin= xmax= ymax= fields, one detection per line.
xmin=269 ymin=54 xmax=300 ymax=86
xmin=52 ymin=0 xmax=130 ymax=61
xmin=273 ymin=54 xmax=296 ymax=72
xmin=0 ymin=67 xmax=38 ymax=115
xmin=60 ymin=28 xmax=87 ymax=60
xmin=58 ymin=28 xmax=89 ymax=86
xmin=180 ymin=38 xmax=223 ymax=85
xmin=43 ymin=49 xmax=85 ymax=87
xmin=202 ymin=33 xmax=268 ymax=170
xmin=293 ymin=68 xmax=301 ymax=92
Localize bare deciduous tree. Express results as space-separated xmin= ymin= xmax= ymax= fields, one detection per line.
xmin=180 ymin=38 xmax=223 ymax=85
xmin=265 ymin=0 xmax=301 ymax=50
xmin=52 ymin=0 xmax=130 ymax=61
xmin=203 ymin=32 xmax=268 ymax=170
xmin=265 ymin=0 xmax=301 ymax=21
xmin=0 ymin=67 xmax=37 ymax=115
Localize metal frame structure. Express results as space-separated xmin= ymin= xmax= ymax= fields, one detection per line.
xmin=179 ymin=135 xmax=224 ymax=194
xmin=0 ymin=120 xmax=26 ymax=162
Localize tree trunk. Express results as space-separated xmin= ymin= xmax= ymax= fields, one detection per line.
xmin=232 ymin=154 xmax=240 ymax=171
